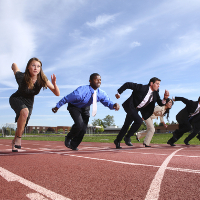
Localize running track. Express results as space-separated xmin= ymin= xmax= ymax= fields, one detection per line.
xmin=0 ymin=140 xmax=200 ymax=200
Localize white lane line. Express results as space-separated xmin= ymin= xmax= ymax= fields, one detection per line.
xmin=26 ymin=193 xmax=48 ymax=200
xmin=65 ymin=154 xmax=159 ymax=167
xmin=63 ymin=153 xmax=200 ymax=174
xmin=0 ymin=167 xmax=70 ymax=200
xmin=166 ymin=167 xmax=200 ymax=173
xmin=145 ymin=148 xmax=183 ymax=200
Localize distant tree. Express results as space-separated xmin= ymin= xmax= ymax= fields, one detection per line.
xmin=159 ymin=123 xmax=164 ymax=126
xmin=154 ymin=122 xmax=159 ymax=127
xmin=95 ymin=125 xmax=104 ymax=134
xmin=92 ymin=119 xmax=104 ymax=127
xmin=46 ymin=127 xmax=55 ymax=133
xmin=39 ymin=129 xmax=44 ymax=133
xmin=171 ymin=121 xmax=176 ymax=124
xmin=103 ymin=115 xmax=115 ymax=128
xmin=57 ymin=129 xmax=64 ymax=133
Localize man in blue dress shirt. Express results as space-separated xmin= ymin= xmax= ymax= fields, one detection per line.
xmin=52 ymin=73 xmax=120 ymax=150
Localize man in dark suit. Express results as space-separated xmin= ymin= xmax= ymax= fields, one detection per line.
xmin=114 ymin=77 xmax=169 ymax=149
xmin=167 ymin=97 xmax=200 ymax=146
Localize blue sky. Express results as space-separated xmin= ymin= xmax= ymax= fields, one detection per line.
xmin=1 ymin=0 xmax=200 ymax=128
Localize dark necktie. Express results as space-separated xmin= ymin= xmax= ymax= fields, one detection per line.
xmin=188 ymin=107 xmax=200 ymax=118
xmin=142 ymin=93 xmax=153 ymax=108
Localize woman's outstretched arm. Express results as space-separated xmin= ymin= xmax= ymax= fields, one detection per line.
xmin=46 ymin=74 xmax=60 ymax=96
xmin=11 ymin=63 xmax=20 ymax=75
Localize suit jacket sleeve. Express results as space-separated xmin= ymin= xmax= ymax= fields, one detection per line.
xmin=175 ymin=97 xmax=190 ymax=105
xmin=117 ymin=82 xmax=141 ymax=94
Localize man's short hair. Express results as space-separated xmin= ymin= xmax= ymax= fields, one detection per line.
xmin=90 ymin=73 xmax=100 ymax=81
xmin=148 ymin=77 xmax=161 ymax=86
xmin=198 ymin=96 xmax=200 ymax=102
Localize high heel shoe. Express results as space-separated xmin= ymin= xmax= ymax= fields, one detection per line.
xmin=14 ymin=136 xmax=21 ymax=149
xmin=143 ymin=142 xmax=151 ymax=147
xmin=12 ymin=140 xmax=18 ymax=152
xmin=135 ymin=133 xmax=140 ymax=142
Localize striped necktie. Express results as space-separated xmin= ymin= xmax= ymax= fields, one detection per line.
xmin=143 ymin=93 xmax=153 ymax=108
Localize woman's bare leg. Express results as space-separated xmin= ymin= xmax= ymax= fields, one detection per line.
xmin=13 ymin=108 xmax=29 ymax=147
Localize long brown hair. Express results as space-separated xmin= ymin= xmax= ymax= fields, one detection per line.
xmin=163 ymin=98 xmax=174 ymax=121
xmin=24 ymin=57 xmax=48 ymax=89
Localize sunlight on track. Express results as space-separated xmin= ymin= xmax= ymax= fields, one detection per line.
xmin=145 ymin=148 xmax=183 ymax=200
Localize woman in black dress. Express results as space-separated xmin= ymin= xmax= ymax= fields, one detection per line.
xmin=10 ymin=57 xmax=60 ymax=152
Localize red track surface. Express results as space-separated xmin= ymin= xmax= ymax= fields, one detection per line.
xmin=0 ymin=139 xmax=200 ymax=200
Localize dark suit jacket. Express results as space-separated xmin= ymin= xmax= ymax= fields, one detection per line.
xmin=175 ymin=97 xmax=199 ymax=124
xmin=118 ymin=82 xmax=164 ymax=120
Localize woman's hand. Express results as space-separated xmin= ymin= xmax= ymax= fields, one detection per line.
xmin=51 ymin=74 xmax=57 ymax=86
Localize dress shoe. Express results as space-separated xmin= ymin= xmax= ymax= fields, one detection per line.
xmin=135 ymin=133 xmax=140 ymax=142
xmin=143 ymin=143 xmax=151 ymax=147
xmin=114 ymin=139 xmax=122 ymax=149
xmin=124 ymin=136 xmax=133 ymax=146
xmin=64 ymin=136 xmax=71 ymax=148
xmin=184 ymin=140 xmax=190 ymax=145
xmin=196 ymin=134 xmax=200 ymax=141
xmin=69 ymin=145 xmax=79 ymax=151
xmin=167 ymin=140 xmax=176 ymax=146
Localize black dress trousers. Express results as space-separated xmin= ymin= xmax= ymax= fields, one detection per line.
xmin=67 ymin=103 xmax=90 ymax=148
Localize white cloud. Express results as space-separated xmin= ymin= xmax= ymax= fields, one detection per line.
xmin=86 ymin=14 xmax=117 ymax=28
xmin=130 ymin=41 xmax=141 ymax=48
xmin=113 ymin=26 xmax=134 ymax=36
xmin=0 ymin=1 xmax=36 ymax=87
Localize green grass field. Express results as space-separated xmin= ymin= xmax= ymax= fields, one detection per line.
xmin=0 ymin=132 xmax=200 ymax=145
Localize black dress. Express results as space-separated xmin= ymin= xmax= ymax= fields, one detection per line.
xmin=9 ymin=71 xmax=42 ymax=126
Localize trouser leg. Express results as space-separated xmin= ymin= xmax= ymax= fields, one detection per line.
xmin=184 ymin=125 xmax=200 ymax=143
xmin=143 ymin=118 xmax=155 ymax=145
xmin=168 ymin=122 xmax=192 ymax=144
xmin=67 ymin=105 xmax=90 ymax=148
xmin=137 ymin=130 xmax=148 ymax=140
xmin=116 ymin=114 xmax=134 ymax=142
xmin=126 ymin=114 xmax=143 ymax=138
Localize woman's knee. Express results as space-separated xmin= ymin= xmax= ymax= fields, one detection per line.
xmin=20 ymin=108 xmax=29 ymax=119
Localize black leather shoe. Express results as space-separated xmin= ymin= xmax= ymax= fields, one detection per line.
xmin=143 ymin=143 xmax=151 ymax=147
xmin=167 ymin=141 xmax=176 ymax=146
xmin=70 ymin=145 xmax=79 ymax=151
xmin=184 ymin=140 xmax=190 ymax=145
xmin=124 ymin=136 xmax=133 ymax=146
xmin=64 ymin=136 xmax=71 ymax=148
xmin=136 ymin=133 xmax=140 ymax=142
xmin=196 ymin=135 xmax=200 ymax=141
xmin=114 ymin=139 xmax=122 ymax=149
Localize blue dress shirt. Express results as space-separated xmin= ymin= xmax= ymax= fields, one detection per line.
xmin=56 ymin=85 xmax=115 ymax=110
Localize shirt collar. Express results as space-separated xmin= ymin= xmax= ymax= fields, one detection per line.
xmin=148 ymin=86 xmax=153 ymax=93
xmin=89 ymin=85 xmax=99 ymax=94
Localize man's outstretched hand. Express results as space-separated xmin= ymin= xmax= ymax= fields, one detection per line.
xmin=113 ymin=103 xmax=120 ymax=111
xmin=52 ymin=107 xmax=59 ymax=113
xmin=164 ymin=90 xmax=169 ymax=100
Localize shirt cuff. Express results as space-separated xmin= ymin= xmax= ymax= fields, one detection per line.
xmin=162 ymin=99 xmax=166 ymax=104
